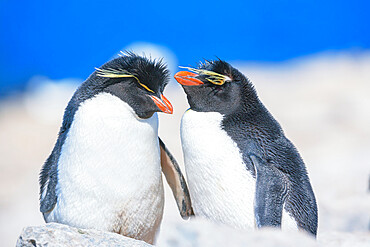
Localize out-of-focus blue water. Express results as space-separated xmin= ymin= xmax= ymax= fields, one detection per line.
xmin=0 ymin=0 xmax=369 ymax=96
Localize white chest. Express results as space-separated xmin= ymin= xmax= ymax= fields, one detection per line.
xmin=180 ymin=110 xmax=256 ymax=229
xmin=46 ymin=93 xmax=164 ymax=241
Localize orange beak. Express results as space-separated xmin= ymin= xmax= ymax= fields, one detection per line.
xmin=150 ymin=94 xmax=173 ymax=114
xmin=174 ymin=71 xmax=204 ymax=86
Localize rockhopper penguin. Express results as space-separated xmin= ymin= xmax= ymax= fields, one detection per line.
xmin=174 ymin=60 xmax=318 ymax=236
xmin=40 ymin=52 xmax=193 ymax=244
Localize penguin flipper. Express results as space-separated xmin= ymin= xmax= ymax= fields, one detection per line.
xmin=159 ymin=137 xmax=194 ymax=219
xmin=39 ymin=153 xmax=59 ymax=214
xmin=250 ymin=154 xmax=288 ymax=228
xmin=39 ymin=133 xmax=65 ymax=215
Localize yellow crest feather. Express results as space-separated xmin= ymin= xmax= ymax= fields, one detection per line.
xmin=95 ymin=67 xmax=155 ymax=93
xmin=179 ymin=66 xmax=231 ymax=85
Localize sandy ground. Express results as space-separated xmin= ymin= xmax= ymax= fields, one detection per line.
xmin=1 ymin=52 xmax=369 ymax=246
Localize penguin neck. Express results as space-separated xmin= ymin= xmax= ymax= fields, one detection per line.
xmin=239 ymin=83 xmax=261 ymax=114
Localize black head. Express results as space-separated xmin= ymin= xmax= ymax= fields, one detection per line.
xmin=174 ymin=59 xmax=258 ymax=115
xmin=77 ymin=52 xmax=172 ymax=119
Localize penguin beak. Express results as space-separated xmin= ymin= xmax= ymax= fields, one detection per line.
xmin=174 ymin=71 xmax=204 ymax=86
xmin=150 ymin=94 xmax=173 ymax=114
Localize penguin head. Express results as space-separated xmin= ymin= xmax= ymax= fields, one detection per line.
xmin=174 ymin=59 xmax=256 ymax=114
xmin=90 ymin=52 xmax=172 ymax=119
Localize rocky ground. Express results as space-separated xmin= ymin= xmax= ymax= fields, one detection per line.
xmin=1 ymin=51 xmax=370 ymax=246
xmin=17 ymin=221 xmax=369 ymax=247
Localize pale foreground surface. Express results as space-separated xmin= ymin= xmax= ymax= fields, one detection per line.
xmin=1 ymin=52 xmax=370 ymax=246
xmin=18 ymin=220 xmax=369 ymax=247
xmin=17 ymin=223 xmax=151 ymax=247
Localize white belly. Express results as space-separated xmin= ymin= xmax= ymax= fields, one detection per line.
xmin=181 ymin=109 xmax=256 ymax=229
xmin=44 ymin=93 xmax=164 ymax=242
xmin=181 ymin=109 xmax=298 ymax=231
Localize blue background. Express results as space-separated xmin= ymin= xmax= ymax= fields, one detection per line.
xmin=0 ymin=0 xmax=369 ymax=96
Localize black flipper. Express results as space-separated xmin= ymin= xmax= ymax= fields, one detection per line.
xmin=39 ymin=126 xmax=71 ymax=215
xmin=39 ymin=138 xmax=63 ymax=214
xmin=159 ymin=137 xmax=194 ymax=219
xmin=250 ymin=154 xmax=288 ymax=228
xmin=39 ymin=165 xmax=58 ymax=214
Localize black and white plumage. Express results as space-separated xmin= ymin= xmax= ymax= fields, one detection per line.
xmin=174 ymin=60 xmax=318 ymax=236
xmin=40 ymin=52 xmax=193 ymax=244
